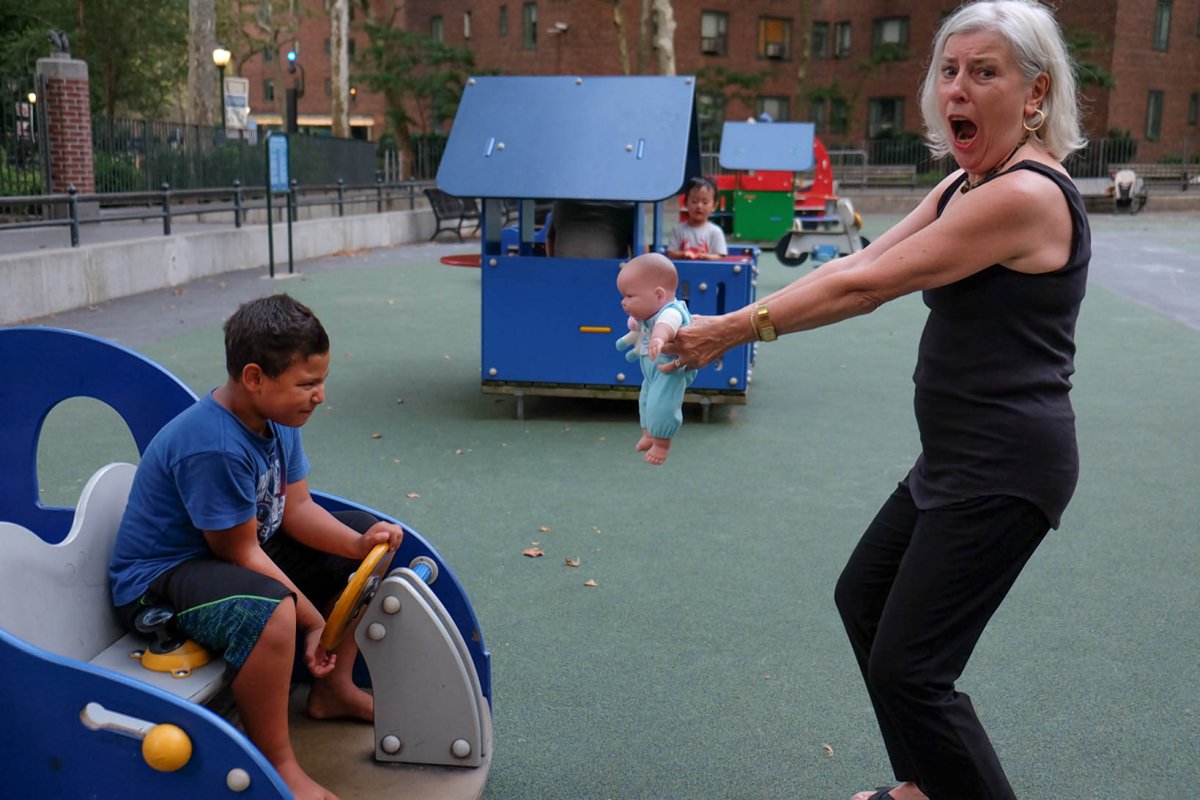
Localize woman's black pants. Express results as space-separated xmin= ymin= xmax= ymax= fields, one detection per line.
xmin=834 ymin=483 xmax=1050 ymax=800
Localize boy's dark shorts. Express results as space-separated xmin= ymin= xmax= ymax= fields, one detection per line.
xmin=117 ymin=510 xmax=376 ymax=670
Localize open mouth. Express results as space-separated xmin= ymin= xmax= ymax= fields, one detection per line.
xmin=950 ymin=117 xmax=978 ymax=144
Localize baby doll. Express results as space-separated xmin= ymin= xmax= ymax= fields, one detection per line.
xmin=615 ymin=252 xmax=697 ymax=464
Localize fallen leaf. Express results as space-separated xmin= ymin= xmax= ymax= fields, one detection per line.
xmin=172 ymin=288 xmax=187 ymax=296
xmin=395 ymin=398 xmax=405 ymax=404
xmin=591 ymin=527 xmax=601 ymax=534
xmin=371 ymin=433 xmax=382 ymax=439
xmin=564 ymin=557 xmax=581 ymax=568
xmin=522 ymin=547 xmax=545 ymax=558
xmin=443 ymin=354 xmax=452 ymax=361
xmin=538 ymin=526 xmax=550 ymax=533
xmin=821 ymin=743 xmax=834 ymax=758
xmin=584 ymin=579 xmax=598 ymax=587
xmin=387 ymin=299 xmax=395 ymax=305
xmin=455 ymin=448 xmax=464 ymax=455
xmin=406 ymin=492 xmax=420 ymax=499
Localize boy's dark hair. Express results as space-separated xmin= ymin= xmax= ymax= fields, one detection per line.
xmin=224 ymin=294 xmax=330 ymax=379
xmin=685 ymin=175 xmax=718 ymax=198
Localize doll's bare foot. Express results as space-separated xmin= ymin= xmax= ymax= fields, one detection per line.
xmin=851 ymin=782 xmax=928 ymax=800
xmin=276 ymin=758 xmax=340 ymax=800
xmin=644 ymin=437 xmax=671 ymax=465
xmin=636 ymin=430 xmax=653 ymax=452
xmin=306 ymin=679 xmax=374 ymax=723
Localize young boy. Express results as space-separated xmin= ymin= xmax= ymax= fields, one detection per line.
xmin=615 ymin=253 xmax=697 ymax=464
xmin=109 ymin=294 xmax=403 ymax=800
xmin=666 ymin=175 xmax=728 ymax=261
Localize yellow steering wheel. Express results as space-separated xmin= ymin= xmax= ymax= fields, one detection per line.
xmin=320 ymin=543 xmax=392 ymax=652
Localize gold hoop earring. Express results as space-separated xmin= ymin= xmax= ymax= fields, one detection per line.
xmin=1023 ymin=108 xmax=1046 ymax=133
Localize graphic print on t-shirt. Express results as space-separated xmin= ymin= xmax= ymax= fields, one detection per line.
xmin=254 ymin=438 xmax=287 ymax=543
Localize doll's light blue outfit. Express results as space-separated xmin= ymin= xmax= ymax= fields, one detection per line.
xmin=616 ymin=299 xmax=697 ymax=439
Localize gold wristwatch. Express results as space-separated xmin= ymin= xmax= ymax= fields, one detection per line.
xmin=752 ymin=305 xmax=777 ymax=342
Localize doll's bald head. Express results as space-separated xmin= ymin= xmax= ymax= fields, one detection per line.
xmin=622 ymin=252 xmax=678 ymax=292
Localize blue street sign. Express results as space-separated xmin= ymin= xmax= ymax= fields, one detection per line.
xmin=268 ymin=133 xmax=289 ymax=192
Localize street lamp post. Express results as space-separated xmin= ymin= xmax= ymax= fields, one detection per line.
xmin=212 ymin=46 xmax=232 ymax=136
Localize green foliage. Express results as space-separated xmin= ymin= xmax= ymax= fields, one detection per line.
xmin=356 ymin=24 xmax=476 ymax=137
xmin=92 ymin=151 xmax=142 ymax=193
xmin=1064 ymin=27 xmax=1115 ymax=90
xmin=869 ymin=43 xmax=908 ymax=65
xmin=0 ymin=0 xmax=75 ymax=79
xmin=695 ymin=66 xmax=770 ymax=112
xmin=0 ymin=0 xmax=187 ymax=118
xmin=0 ymin=160 xmax=44 ymax=198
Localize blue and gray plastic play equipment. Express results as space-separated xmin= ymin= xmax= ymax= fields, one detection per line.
xmin=436 ymin=75 xmax=760 ymax=419
xmin=0 ymin=326 xmax=492 ymax=799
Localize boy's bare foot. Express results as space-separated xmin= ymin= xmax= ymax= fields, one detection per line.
xmin=851 ymin=782 xmax=928 ymax=800
xmin=644 ymin=437 xmax=671 ymax=465
xmin=276 ymin=758 xmax=340 ymax=800
xmin=306 ymin=680 xmax=374 ymax=723
xmin=636 ymin=430 xmax=653 ymax=452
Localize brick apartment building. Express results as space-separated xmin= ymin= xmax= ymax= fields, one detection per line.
xmin=241 ymin=0 xmax=1199 ymax=162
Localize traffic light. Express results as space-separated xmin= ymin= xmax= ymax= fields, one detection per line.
xmin=287 ymin=50 xmax=297 ymax=74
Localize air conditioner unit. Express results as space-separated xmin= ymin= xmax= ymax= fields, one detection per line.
xmin=701 ymin=36 xmax=720 ymax=54
xmin=765 ymin=42 xmax=785 ymax=58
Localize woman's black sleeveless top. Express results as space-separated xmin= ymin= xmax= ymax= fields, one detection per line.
xmin=904 ymin=162 xmax=1090 ymax=528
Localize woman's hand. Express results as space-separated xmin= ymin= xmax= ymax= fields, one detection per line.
xmin=658 ymin=313 xmax=747 ymax=372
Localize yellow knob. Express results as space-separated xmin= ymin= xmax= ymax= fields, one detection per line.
xmin=142 ymin=723 xmax=193 ymax=772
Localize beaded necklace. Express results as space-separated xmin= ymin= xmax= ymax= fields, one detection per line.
xmin=959 ymin=133 xmax=1029 ymax=194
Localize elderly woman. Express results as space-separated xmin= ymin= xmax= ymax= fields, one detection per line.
xmin=662 ymin=2 xmax=1089 ymax=799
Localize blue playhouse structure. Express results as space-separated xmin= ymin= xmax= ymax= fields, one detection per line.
xmin=435 ymin=75 xmax=761 ymax=419
xmin=717 ymin=120 xmax=867 ymax=267
xmin=0 ymin=327 xmax=493 ymax=798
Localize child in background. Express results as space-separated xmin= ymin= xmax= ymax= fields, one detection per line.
xmin=615 ymin=253 xmax=697 ymax=464
xmin=109 ymin=294 xmax=404 ymax=800
xmin=667 ymin=176 xmax=728 ymax=261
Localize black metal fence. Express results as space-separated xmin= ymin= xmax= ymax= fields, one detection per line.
xmin=701 ymin=132 xmax=1195 ymax=183
xmin=1 ymin=74 xmax=49 ymax=198
xmin=90 ymin=119 xmax=380 ymax=194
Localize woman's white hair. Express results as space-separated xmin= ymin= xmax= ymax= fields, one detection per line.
xmin=918 ymin=0 xmax=1086 ymax=161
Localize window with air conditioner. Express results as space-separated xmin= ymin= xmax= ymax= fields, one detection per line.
xmin=701 ymin=11 xmax=728 ymax=56
xmin=758 ymin=16 xmax=791 ymax=60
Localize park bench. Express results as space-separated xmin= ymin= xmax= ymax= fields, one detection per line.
xmin=424 ymin=187 xmax=482 ymax=240
xmin=835 ymin=163 xmax=917 ymax=188
xmin=1109 ymin=162 xmax=1192 ymax=190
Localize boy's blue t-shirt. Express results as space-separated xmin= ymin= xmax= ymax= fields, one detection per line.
xmin=109 ymin=392 xmax=310 ymax=607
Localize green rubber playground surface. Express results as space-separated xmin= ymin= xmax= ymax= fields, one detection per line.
xmin=24 ymin=215 xmax=1200 ymax=799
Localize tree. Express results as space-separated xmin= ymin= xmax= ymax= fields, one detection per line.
xmin=650 ymin=0 xmax=676 ymax=75
xmin=186 ymin=0 xmax=218 ymax=126
xmin=603 ymin=0 xmax=632 ymax=75
xmin=329 ymin=0 xmax=350 ymax=138
xmin=79 ymin=0 xmax=189 ymax=118
xmin=792 ymin=1 xmax=812 ymax=123
xmin=357 ymin=18 xmax=475 ymax=177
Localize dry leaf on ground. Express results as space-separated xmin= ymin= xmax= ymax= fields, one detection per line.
xmin=821 ymin=743 xmax=834 ymax=758
xmin=522 ymin=547 xmax=545 ymax=558
xmin=370 ymin=433 xmax=382 ymax=439
xmin=584 ymin=579 xmax=598 ymax=587
xmin=564 ymin=557 xmax=581 ymax=567
xmin=538 ymin=526 xmax=550 ymax=533
xmin=406 ymin=492 xmax=420 ymax=499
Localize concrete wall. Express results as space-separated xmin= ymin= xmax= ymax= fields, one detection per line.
xmin=0 ymin=207 xmax=435 ymax=325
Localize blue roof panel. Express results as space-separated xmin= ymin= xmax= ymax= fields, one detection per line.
xmin=436 ymin=76 xmax=701 ymax=201
xmin=718 ymin=121 xmax=816 ymax=171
